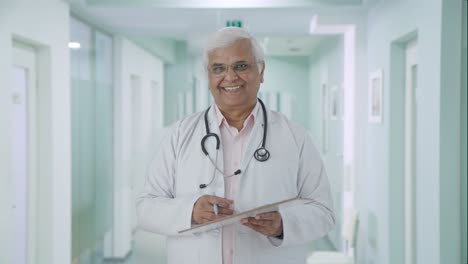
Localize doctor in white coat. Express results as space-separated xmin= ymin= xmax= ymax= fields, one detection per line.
xmin=137 ymin=27 xmax=335 ymax=264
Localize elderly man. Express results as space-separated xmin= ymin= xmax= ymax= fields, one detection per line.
xmin=137 ymin=27 xmax=335 ymax=264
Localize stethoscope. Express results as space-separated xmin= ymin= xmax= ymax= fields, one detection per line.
xmin=199 ymin=98 xmax=270 ymax=189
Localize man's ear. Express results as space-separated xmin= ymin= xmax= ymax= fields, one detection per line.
xmin=260 ymin=63 xmax=265 ymax=83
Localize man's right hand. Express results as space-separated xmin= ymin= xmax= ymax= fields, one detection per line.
xmin=192 ymin=195 xmax=234 ymax=224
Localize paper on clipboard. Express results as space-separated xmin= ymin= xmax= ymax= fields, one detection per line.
xmin=178 ymin=197 xmax=315 ymax=235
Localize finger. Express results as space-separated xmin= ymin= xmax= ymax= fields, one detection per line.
xmin=240 ymin=217 xmax=249 ymax=224
xmin=242 ymin=219 xmax=282 ymax=237
xmin=198 ymin=197 xmax=220 ymax=210
xmin=196 ymin=195 xmax=213 ymax=208
xmin=249 ymin=219 xmax=273 ymax=227
xmin=251 ymin=218 xmax=280 ymax=229
xmin=217 ymin=207 xmax=234 ymax=215
xmin=200 ymin=211 xmax=217 ymax=222
xmin=241 ymin=222 xmax=259 ymax=231
xmin=204 ymin=209 xmax=231 ymax=219
xmin=242 ymin=222 xmax=270 ymax=236
xmin=255 ymin=212 xmax=280 ymax=220
xmin=240 ymin=217 xmax=269 ymax=227
xmin=246 ymin=217 xmax=283 ymax=231
xmin=208 ymin=196 xmax=234 ymax=208
xmin=202 ymin=203 xmax=232 ymax=215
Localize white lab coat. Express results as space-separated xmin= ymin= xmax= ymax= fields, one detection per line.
xmin=137 ymin=105 xmax=335 ymax=264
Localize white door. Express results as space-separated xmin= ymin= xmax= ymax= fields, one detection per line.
xmin=404 ymin=39 xmax=418 ymax=264
xmin=11 ymin=42 xmax=37 ymax=264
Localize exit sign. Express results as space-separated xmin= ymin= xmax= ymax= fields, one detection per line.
xmin=226 ymin=20 xmax=243 ymax=28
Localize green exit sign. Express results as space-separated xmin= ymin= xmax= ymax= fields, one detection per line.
xmin=226 ymin=20 xmax=243 ymax=28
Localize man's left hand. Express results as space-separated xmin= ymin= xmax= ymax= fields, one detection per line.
xmin=240 ymin=212 xmax=283 ymax=238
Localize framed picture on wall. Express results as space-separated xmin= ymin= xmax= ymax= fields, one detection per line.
xmin=368 ymin=69 xmax=383 ymax=123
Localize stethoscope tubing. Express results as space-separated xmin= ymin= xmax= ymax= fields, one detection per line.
xmin=199 ymin=98 xmax=270 ymax=189
xmin=201 ymin=98 xmax=269 ymax=161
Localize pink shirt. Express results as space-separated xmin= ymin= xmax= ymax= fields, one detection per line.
xmin=214 ymin=102 xmax=259 ymax=264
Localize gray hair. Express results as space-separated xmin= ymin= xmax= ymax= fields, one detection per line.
xmin=203 ymin=27 xmax=265 ymax=71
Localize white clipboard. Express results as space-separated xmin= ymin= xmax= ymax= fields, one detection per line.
xmin=178 ymin=197 xmax=315 ymax=235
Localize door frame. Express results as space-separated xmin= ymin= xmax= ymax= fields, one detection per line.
xmin=404 ymin=39 xmax=417 ymax=264
xmin=12 ymin=40 xmax=38 ymax=264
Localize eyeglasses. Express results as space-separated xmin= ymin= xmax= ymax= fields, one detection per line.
xmin=208 ymin=61 xmax=259 ymax=77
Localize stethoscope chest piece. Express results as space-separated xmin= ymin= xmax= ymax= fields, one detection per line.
xmin=254 ymin=147 xmax=270 ymax=162
xmin=199 ymin=98 xmax=271 ymax=188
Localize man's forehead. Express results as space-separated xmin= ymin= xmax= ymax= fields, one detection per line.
xmin=208 ymin=52 xmax=254 ymax=65
xmin=208 ymin=40 xmax=253 ymax=62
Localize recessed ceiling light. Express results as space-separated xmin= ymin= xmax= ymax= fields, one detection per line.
xmin=68 ymin=42 xmax=81 ymax=49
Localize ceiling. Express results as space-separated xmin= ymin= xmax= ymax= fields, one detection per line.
xmin=69 ymin=0 xmax=375 ymax=58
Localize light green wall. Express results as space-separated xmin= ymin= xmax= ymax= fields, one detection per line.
xmin=129 ymin=37 xmax=178 ymax=64
xmin=308 ymin=53 xmax=321 ymax=144
xmin=308 ymin=37 xmax=343 ymax=143
xmin=439 ymin=1 xmax=463 ymax=263
xmin=388 ymin=40 xmax=407 ymax=264
xmin=366 ymin=0 xmax=463 ymax=263
xmin=308 ymin=36 xmax=344 ymax=250
xmin=164 ymin=41 xmax=193 ymax=125
xmin=262 ymin=56 xmax=310 ymax=128
xmin=461 ymin=3 xmax=467 ymax=263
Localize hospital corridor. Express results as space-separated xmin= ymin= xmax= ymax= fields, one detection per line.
xmin=0 ymin=0 xmax=466 ymax=263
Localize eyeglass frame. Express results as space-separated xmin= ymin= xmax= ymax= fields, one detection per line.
xmin=207 ymin=60 xmax=264 ymax=77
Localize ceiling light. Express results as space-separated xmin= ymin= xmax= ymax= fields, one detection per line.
xmin=309 ymin=15 xmax=318 ymax=33
xmin=68 ymin=42 xmax=81 ymax=49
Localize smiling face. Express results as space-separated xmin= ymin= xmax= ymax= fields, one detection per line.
xmin=207 ymin=39 xmax=265 ymax=114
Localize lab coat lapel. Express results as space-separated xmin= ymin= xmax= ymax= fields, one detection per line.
xmin=206 ymin=106 xmax=224 ymax=174
xmin=240 ymin=110 xmax=264 ymax=170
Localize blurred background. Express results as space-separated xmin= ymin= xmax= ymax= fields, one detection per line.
xmin=0 ymin=0 xmax=466 ymax=263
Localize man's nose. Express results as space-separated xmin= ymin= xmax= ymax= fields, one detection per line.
xmin=223 ymin=66 xmax=238 ymax=81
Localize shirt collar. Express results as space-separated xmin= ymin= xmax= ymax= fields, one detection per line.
xmin=214 ymin=100 xmax=260 ymax=128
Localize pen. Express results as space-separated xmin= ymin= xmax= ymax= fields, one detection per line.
xmin=213 ymin=203 xmax=219 ymax=215
xmin=212 ymin=192 xmax=218 ymax=215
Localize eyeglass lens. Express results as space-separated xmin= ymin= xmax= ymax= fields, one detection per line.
xmin=210 ymin=62 xmax=252 ymax=75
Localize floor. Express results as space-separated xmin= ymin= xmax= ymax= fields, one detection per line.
xmin=76 ymin=231 xmax=166 ymax=264
xmin=92 ymin=230 xmax=335 ymax=264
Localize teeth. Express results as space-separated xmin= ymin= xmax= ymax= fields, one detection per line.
xmin=224 ymin=86 xmax=240 ymax=91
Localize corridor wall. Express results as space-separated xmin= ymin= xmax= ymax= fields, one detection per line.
xmin=262 ymin=56 xmax=310 ymax=128
xmin=164 ymin=42 xmax=193 ymax=125
xmin=461 ymin=3 xmax=467 ymax=262
xmin=113 ymin=36 xmax=165 ymax=258
xmin=308 ymin=36 xmax=344 ymax=250
xmin=364 ymin=0 xmax=463 ymax=263
xmin=0 ymin=0 xmax=71 ymax=264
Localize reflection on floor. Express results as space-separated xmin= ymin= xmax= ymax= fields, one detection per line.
xmin=102 ymin=231 xmax=167 ymax=264
xmin=99 ymin=230 xmax=334 ymax=264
